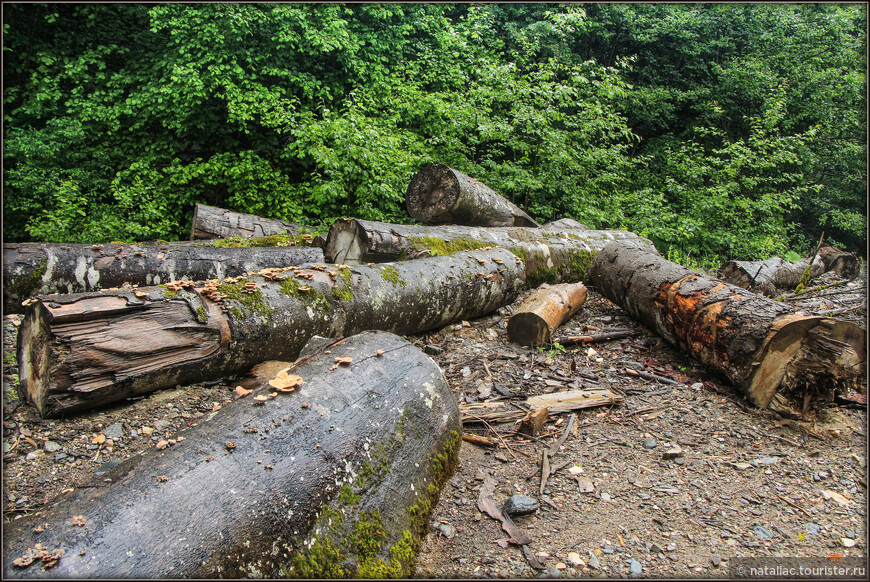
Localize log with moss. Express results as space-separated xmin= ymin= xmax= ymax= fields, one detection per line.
xmin=17 ymin=248 xmax=523 ymax=418
xmin=190 ymin=203 xmax=316 ymax=241
xmin=718 ymin=245 xmax=860 ymax=296
xmin=2 ymin=242 xmax=324 ymax=314
xmin=3 ymin=330 xmax=460 ymax=579
xmin=405 ymin=163 xmax=539 ymax=227
xmin=507 ymin=282 xmax=588 ymax=347
xmin=323 ymin=218 xmax=654 ymax=287
xmin=587 ymin=240 xmax=866 ymax=418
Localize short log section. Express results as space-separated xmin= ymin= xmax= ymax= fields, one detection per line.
xmin=3 ymin=330 xmax=461 ymax=578
xmin=18 ymin=248 xmax=524 ymax=417
xmin=3 ymin=242 xmax=323 ymax=313
xmin=323 ymin=218 xmax=654 ymax=287
xmin=507 ymin=282 xmax=588 ymax=346
xmin=587 ymin=240 xmax=866 ymax=418
xmin=405 ymin=163 xmax=539 ymax=227
xmin=190 ymin=203 xmax=309 ymax=240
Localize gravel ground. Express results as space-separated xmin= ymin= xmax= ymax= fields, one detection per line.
xmin=2 ymin=271 xmax=866 ymax=578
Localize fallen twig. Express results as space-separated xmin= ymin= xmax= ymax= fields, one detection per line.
xmin=554 ymin=329 xmax=636 ymax=346
xmin=548 ymin=413 xmax=577 ymax=457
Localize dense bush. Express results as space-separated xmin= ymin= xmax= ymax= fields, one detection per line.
xmin=3 ymin=3 xmax=865 ymax=260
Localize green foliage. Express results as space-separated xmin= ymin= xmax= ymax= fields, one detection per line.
xmin=3 ymin=3 xmax=865 ymax=263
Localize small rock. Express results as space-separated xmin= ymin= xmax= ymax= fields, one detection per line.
xmin=710 ymin=555 xmax=722 ymax=568
xmin=554 ymin=562 xmax=567 ymax=570
xmin=53 ymin=453 xmax=68 ymax=463
xmin=648 ymin=543 xmax=664 ymax=554
xmin=461 ymin=367 xmax=472 ymax=378
xmin=25 ymin=451 xmax=43 ymax=461
xmin=141 ymin=426 xmax=154 ymax=436
xmin=757 ymin=456 xmax=780 ymax=465
xmin=153 ymin=420 xmax=171 ymax=431
xmin=602 ymin=545 xmax=614 ymax=554
xmin=438 ymin=523 xmax=457 ymax=539
xmin=423 ymin=344 xmax=444 ymax=356
xmin=663 ymin=446 xmax=683 ymax=460
xmin=642 ymin=438 xmax=658 ymax=450
xmin=753 ymin=526 xmax=774 ymax=539
xmin=103 ymin=422 xmax=125 ymax=440
xmin=587 ymin=554 xmax=600 ymax=570
xmin=600 ymin=492 xmax=612 ymax=502
xmin=540 ymin=566 xmax=562 ymax=578
xmin=567 ymin=552 xmax=584 ymax=567
xmin=43 ymin=440 xmax=62 ymax=453
xmin=503 ymin=495 xmax=539 ymax=516
xmin=666 ymin=544 xmax=676 ymax=552
xmin=844 ymin=529 xmax=855 ymax=539
xmin=629 ymin=559 xmax=642 ymax=576
xmin=841 ymin=538 xmax=857 ymax=548
xmin=674 ymin=457 xmax=686 ymax=465
xmin=2 ymin=441 xmax=11 ymax=454
xmin=690 ymin=382 xmax=703 ymax=390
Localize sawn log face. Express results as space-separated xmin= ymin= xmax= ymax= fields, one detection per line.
xmin=190 ymin=203 xmax=306 ymax=240
xmin=587 ymin=241 xmax=866 ymax=416
xmin=3 ymin=331 xmax=461 ymax=578
xmin=3 ymin=242 xmax=323 ymax=314
xmin=18 ymin=248 xmax=524 ymax=417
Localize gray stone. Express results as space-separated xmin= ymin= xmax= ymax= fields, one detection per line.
xmin=587 ymin=555 xmax=600 ymax=570
xmin=710 ymin=555 xmax=722 ymax=567
xmin=154 ymin=420 xmax=171 ymax=431
xmin=803 ymin=523 xmax=822 ymax=536
xmin=503 ymin=495 xmax=539 ymax=516
xmin=757 ymin=456 xmax=780 ymax=465
xmin=629 ymin=559 xmax=643 ymax=576
xmin=602 ymin=545 xmax=615 ymax=554
xmin=648 ymin=543 xmax=664 ymax=554
xmin=43 ymin=440 xmax=62 ymax=453
xmin=642 ymin=438 xmax=658 ymax=450
xmin=103 ymin=422 xmax=125 ymax=439
xmin=53 ymin=453 xmax=68 ymax=463
xmin=753 ymin=525 xmax=774 ymax=539
xmin=438 ymin=523 xmax=457 ymax=539
xmin=540 ymin=566 xmax=562 ymax=578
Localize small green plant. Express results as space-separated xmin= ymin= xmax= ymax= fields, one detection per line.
xmin=537 ymin=342 xmax=566 ymax=357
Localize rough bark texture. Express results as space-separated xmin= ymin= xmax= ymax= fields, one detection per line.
xmin=3 ymin=242 xmax=324 ymax=314
xmin=405 ymin=163 xmax=539 ymax=227
xmin=3 ymin=330 xmax=461 ymax=579
xmin=587 ymin=240 xmax=866 ymax=418
xmin=507 ymin=282 xmax=588 ymax=346
xmin=323 ymin=218 xmax=654 ymax=287
xmin=718 ymin=246 xmax=859 ymax=296
xmin=17 ymin=248 xmax=524 ymax=418
xmin=190 ymin=203 xmax=309 ymax=240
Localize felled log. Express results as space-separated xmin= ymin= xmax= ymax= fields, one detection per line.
xmin=18 ymin=248 xmax=523 ymax=418
xmin=2 ymin=243 xmax=324 ymax=314
xmin=587 ymin=240 xmax=866 ymax=418
xmin=323 ymin=218 xmax=654 ymax=287
xmin=190 ymin=203 xmax=311 ymax=240
xmin=2 ymin=330 xmax=461 ymax=579
xmin=507 ymin=282 xmax=588 ymax=346
xmin=405 ymin=163 xmax=539 ymax=227
xmin=718 ymin=246 xmax=859 ymax=296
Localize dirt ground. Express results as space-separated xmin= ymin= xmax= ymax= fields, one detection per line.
xmin=2 ymin=270 xmax=867 ymax=578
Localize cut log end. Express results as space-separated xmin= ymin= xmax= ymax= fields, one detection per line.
xmin=405 ymin=163 xmax=460 ymax=224
xmin=507 ymin=312 xmax=553 ymax=346
xmin=323 ymin=219 xmax=367 ymax=265
xmin=749 ymin=316 xmax=866 ymax=417
xmin=16 ymin=302 xmax=54 ymax=416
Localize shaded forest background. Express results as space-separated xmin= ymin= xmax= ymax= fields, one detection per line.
xmin=3 ymin=3 xmax=866 ymax=261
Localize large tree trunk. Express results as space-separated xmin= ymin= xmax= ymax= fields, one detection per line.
xmin=507 ymin=282 xmax=588 ymax=347
xmin=190 ymin=203 xmax=311 ymax=240
xmin=718 ymin=246 xmax=859 ymax=296
xmin=587 ymin=240 xmax=866 ymax=418
xmin=323 ymin=218 xmax=654 ymax=287
xmin=3 ymin=242 xmax=324 ymax=314
xmin=3 ymin=330 xmax=461 ymax=579
xmin=17 ymin=248 xmax=523 ymax=418
xmin=405 ymin=163 xmax=539 ymax=227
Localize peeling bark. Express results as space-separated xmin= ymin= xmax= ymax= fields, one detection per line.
xmin=18 ymin=248 xmax=524 ymax=418
xmin=405 ymin=163 xmax=539 ymax=227
xmin=190 ymin=203 xmax=309 ymax=240
xmin=3 ymin=331 xmax=461 ymax=579
xmin=587 ymin=240 xmax=866 ymax=418
xmin=323 ymin=218 xmax=654 ymax=287
xmin=507 ymin=282 xmax=588 ymax=346
xmin=3 ymin=242 xmax=323 ymax=314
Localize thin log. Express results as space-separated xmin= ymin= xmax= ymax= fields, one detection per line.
xmin=517 ymin=407 xmax=550 ymax=437
xmin=507 ymin=282 xmax=588 ymax=346
xmin=190 ymin=203 xmax=311 ymax=240
xmin=323 ymin=218 xmax=655 ymax=287
xmin=718 ymin=245 xmax=858 ymax=296
xmin=2 ymin=330 xmax=461 ymax=578
xmin=554 ymin=329 xmax=636 ymax=346
xmin=588 ymin=240 xmax=866 ymax=418
xmin=460 ymin=388 xmax=623 ymax=424
xmin=2 ymin=242 xmax=323 ymax=314
xmin=405 ymin=163 xmax=539 ymax=227
xmin=17 ymin=248 xmax=524 ymax=418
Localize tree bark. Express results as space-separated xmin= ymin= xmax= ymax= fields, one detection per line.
xmin=323 ymin=218 xmax=655 ymax=287
xmin=507 ymin=282 xmax=588 ymax=346
xmin=587 ymin=240 xmax=866 ymax=418
xmin=3 ymin=242 xmax=324 ymax=314
xmin=17 ymin=248 xmax=523 ymax=418
xmin=405 ymin=163 xmax=539 ymax=227
xmin=718 ymin=246 xmax=859 ymax=296
xmin=3 ymin=330 xmax=461 ymax=579
xmin=190 ymin=203 xmax=310 ymax=240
